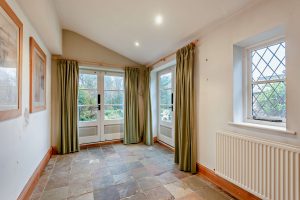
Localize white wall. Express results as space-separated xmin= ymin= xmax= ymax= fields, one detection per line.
xmin=0 ymin=1 xmax=52 ymax=199
xmin=195 ymin=0 xmax=300 ymax=170
xmin=16 ymin=0 xmax=62 ymax=54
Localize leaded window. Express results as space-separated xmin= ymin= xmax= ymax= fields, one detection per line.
xmin=249 ymin=40 xmax=286 ymax=122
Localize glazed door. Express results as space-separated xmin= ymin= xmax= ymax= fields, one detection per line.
xmin=78 ymin=70 xmax=101 ymax=144
xmin=158 ymin=66 xmax=175 ymax=147
xmin=78 ymin=70 xmax=124 ymax=144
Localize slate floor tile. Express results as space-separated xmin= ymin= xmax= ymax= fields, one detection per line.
xmin=32 ymin=143 xmax=233 ymax=200
xmin=195 ymin=187 xmax=231 ymax=200
xmin=146 ymin=186 xmax=174 ymax=200
xmin=93 ymin=186 xmax=120 ymax=200
xmin=164 ymin=181 xmax=193 ymax=199
xmin=137 ymin=176 xmax=162 ymax=192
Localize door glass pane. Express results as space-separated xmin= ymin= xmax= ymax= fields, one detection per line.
xmin=104 ymin=91 xmax=124 ymax=104
xmin=78 ymin=72 xmax=98 ymax=122
xmin=78 ymin=106 xmax=97 ymax=122
xmin=104 ymin=75 xmax=124 ymax=90
xmin=104 ymin=105 xmax=124 ymax=120
xmin=79 ymin=73 xmax=97 ymax=89
xmin=159 ymin=73 xmax=172 ymax=89
xmin=78 ymin=90 xmax=97 ymax=106
xmin=159 ymin=72 xmax=173 ymax=122
xmin=104 ymin=74 xmax=124 ymax=120
xmin=160 ymin=105 xmax=172 ymax=122
xmin=159 ymin=89 xmax=172 ymax=105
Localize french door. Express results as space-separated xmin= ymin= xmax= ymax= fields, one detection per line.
xmin=158 ymin=66 xmax=175 ymax=147
xmin=78 ymin=70 xmax=124 ymax=144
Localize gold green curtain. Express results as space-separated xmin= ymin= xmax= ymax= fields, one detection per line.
xmin=174 ymin=44 xmax=197 ymax=173
xmin=124 ymin=67 xmax=140 ymax=144
xmin=57 ymin=60 xmax=79 ymax=154
xmin=143 ymin=68 xmax=153 ymax=145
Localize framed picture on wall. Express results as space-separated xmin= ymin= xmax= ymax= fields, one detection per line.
xmin=29 ymin=37 xmax=46 ymax=113
xmin=0 ymin=1 xmax=23 ymax=121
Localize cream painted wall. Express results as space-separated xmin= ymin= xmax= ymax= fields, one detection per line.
xmin=51 ymin=30 xmax=144 ymax=146
xmin=195 ymin=0 xmax=300 ymax=170
xmin=62 ymin=29 xmax=138 ymax=66
xmin=0 ymin=0 xmax=52 ymax=199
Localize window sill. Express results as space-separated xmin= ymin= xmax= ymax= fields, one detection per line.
xmin=228 ymin=122 xmax=296 ymax=135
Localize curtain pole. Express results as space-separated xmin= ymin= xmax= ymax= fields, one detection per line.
xmin=146 ymin=39 xmax=198 ymax=68
xmin=52 ymin=55 xmax=129 ymax=68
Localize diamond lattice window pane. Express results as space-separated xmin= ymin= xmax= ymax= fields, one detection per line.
xmin=250 ymin=41 xmax=286 ymax=120
xmin=252 ymin=82 xmax=286 ymax=119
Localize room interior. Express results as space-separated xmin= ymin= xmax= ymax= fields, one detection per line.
xmin=0 ymin=0 xmax=299 ymax=200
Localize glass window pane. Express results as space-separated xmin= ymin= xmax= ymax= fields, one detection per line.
xmin=79 ymin=73 xmax=97 ymax=89
xmin=251 ymin=42 xmax=286 ymax=82
xmin=160 ymin=105 xmax=172 ymax=122
xmin=104 ymin=91 xmax=124 ymax=105
xmin=79 ymin=106 xmax=97 ymax=122
xmin=160 ymin=89 xmax=172 ymax=105
xmin=104 ymin=75 xmax=124 ymax=90
xmin=252 ymin=82 xmax=286 ymax=119
xmin=160 ymin=73 xmax=172 ymax=89
xmin=104 ymin=105 xmax=124 ymax=120
xmin=78 ymin=89 xmax=97 ymax=106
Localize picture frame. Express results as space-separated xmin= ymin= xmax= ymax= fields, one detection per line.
xmin=29 ymin=37 xmax=46 ymax=113
xmin=0 ymin=1 xmax=23 ymax=121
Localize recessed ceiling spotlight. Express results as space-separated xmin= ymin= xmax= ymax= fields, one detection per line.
xmin=155 ymin=15 xmax=163 ymax=25
xmin=134 ymin=41 xmax=140 ymax=47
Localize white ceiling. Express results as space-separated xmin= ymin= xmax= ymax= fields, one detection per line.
xmin=53 ymin=0 xmax=256 ymax=64
xmin=18 ymin=0 xmax=256 ymax=64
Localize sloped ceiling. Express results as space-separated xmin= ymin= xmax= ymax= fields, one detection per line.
xmin=16 ymin=0 xmax=62 ymax=54
xmin=17 ymin=0 xmax=257 ymax=64
xmin=53 ymin=0 xmax=256 ymax=64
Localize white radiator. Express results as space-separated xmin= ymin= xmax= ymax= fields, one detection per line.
xmin=216 ymin=132 xmax=300 ymax=200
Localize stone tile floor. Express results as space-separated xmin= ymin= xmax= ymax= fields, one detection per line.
xmin=30 ymin=143 xmax=235 ymax=200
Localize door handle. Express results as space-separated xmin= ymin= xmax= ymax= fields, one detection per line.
xmin=170 ymin=93 xmax=174 ymax=111
xmin=97 ymin=94 xmax=101 ymax=110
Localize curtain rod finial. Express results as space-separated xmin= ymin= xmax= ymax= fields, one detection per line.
xmin=191 ymin=40 xmax=199 ymax=45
